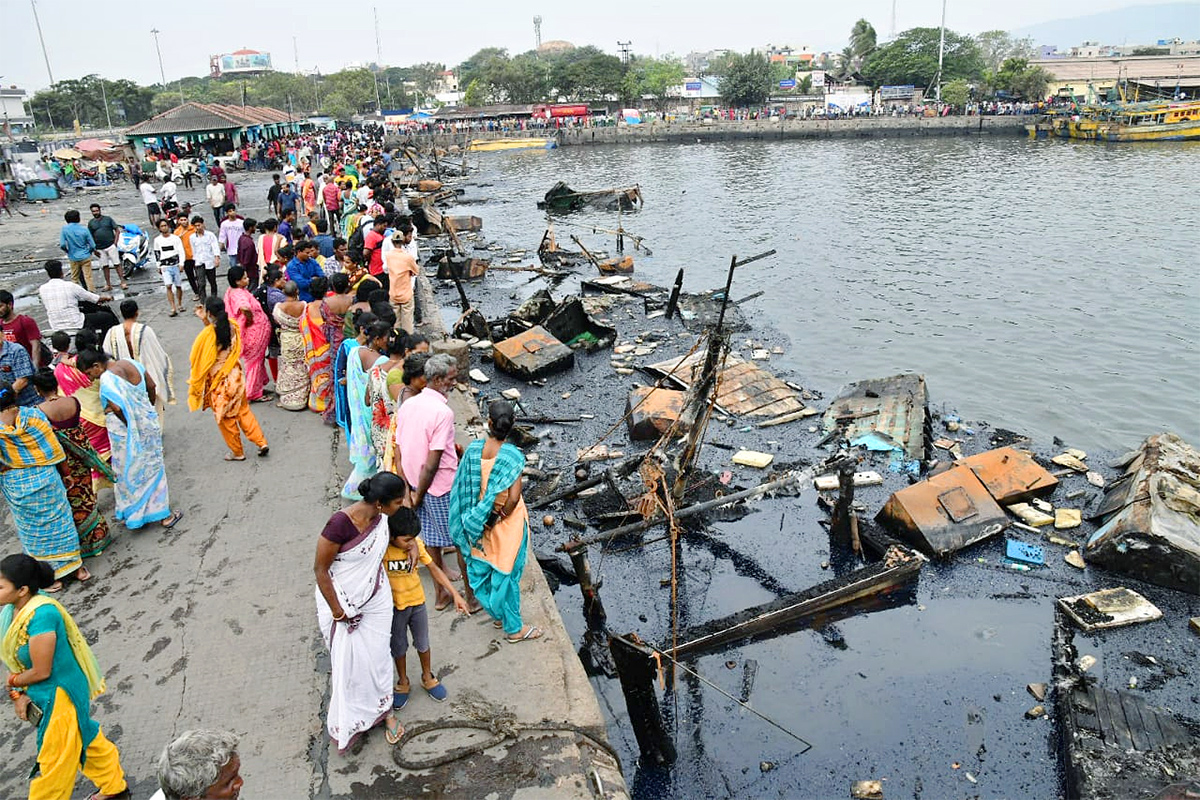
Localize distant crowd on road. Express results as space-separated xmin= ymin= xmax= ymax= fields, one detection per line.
xmin=1 ymin=126 xmax=542 ymax=796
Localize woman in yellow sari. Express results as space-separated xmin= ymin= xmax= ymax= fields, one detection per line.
xmin=187 ymin=298 xmax=269 ymax=462
xmin=2 ymin=553 xmax=130 ymax=800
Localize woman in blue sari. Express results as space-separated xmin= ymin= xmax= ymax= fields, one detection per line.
xmin=0 ymin=385 xmax=84 ymax=590
xmin=80 ymin=351 xmax=182 ymax=530
xmin=448 ymin=400 xmax=541 ymax=643
xmin=342 ymin=321 xmax=389 ymax=499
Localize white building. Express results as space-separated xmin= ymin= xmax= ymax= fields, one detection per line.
xmin=1 ymin=87 xmax=35 ymax=135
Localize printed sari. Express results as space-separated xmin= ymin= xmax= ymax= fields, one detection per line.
xmin=272 ymin=304 xmax=309 ymax=410
xmin=341 ymin=350 xmax=384 ymax=499
xmin=299 ymin=301 xmax=331 ymax=414
xmin=50 ymin=400 xmax=115 ymax=558
xmin=0 ymin=407 xmax=82 ymax=579
xmin=102 ymin=322 xmax=175 ymax=420
xmin=323 ymin=305 xmax=347 ymax=425
xmin=314 ymin=513 xmax=393 ymax=755
xmin=53 ymin=356 xmax=112 ymax=483
xmin=448 ymin=441 xmax=529 ymax=636
xmin=224 ymin=287 xmax=271 ymax=401
xmin=99 ymin=363 xmax=171 ymax=529
xmin=364 ymin=363 xmax=396 ymax=465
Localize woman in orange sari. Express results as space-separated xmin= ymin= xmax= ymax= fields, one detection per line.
xmin=298 ymin=275 xmax=332 ymax=416
xmin=50 ymin=331 xmax=111 ymax=483
xmin=188 ymin=297 xmax=269 ymax=461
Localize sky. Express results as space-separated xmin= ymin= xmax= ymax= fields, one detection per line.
xmin=0 ymin=0 xmax=1192 ymax=92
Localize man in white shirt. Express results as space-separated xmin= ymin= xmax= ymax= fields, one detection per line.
xmin=140 ymin=179 xmax=162 ymax=225
xmin=159 ymin=178 xmax=177 ymax=204
xmin=187 ymin=215 xmax=222 ymax=302
xmin=37 ymin=259 xmax=115 ymax=332
xmin=218 ymin=204 xmax=244 ymax=258
xmin=153 ymin=218 xmax=185 ymax=316
xmin=205 ymin=174 xmax=226 ymax=226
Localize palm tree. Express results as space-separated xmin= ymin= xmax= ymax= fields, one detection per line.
xmin=850 ymin=19 xmax=878 ymax=59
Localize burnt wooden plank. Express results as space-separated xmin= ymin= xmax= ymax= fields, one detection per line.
xmin=1089 ymin=686 xmax=1118 ymax=746
xmin=1101 ymin=688 xmax=1136 ymax=751
xmin=670 ymin=552 xmax=922 ymax=660
xmin=1119 ymin=691 xmax=1153 ymax=751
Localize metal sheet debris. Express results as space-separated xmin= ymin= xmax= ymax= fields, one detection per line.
xmin=877 ymin=465 xmax=1008 ymax=556
xmin=646 ymin=351 xmax=808 ymax=418
xmin=957 ymin=446 xmax=1059 ymax=504
xmin=492 ymin=326 xmax=575 ymax=381
xmin=626 ymin=387 xmax=688 ymax=441
xmin=823 ymin=374 xmax=928 ymax=459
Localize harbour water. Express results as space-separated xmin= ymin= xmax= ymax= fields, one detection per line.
xmin=472 ymin=137 xmax=1200 ymax=452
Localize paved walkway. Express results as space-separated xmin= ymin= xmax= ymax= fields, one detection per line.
xmin=0 ymin=271 xmax=623 ymax=799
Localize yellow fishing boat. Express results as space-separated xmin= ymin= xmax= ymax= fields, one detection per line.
xmin=1053 ymin=100 xmax=1200 ymax=142
xmin=467 ymin=137 xmax=558 ymax=152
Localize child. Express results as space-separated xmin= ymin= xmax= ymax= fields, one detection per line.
xmin=384 ymin=507 xmax=467 ymax=738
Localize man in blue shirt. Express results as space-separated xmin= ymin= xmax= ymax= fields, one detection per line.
xmin=0 ymin=337 xmax=38 ymax=406
xmin=286 ymin=240 xmax=324 ymax=301
xmin=278 ymin=209 xmax=296 ymax=245
xmin=312 ymin=219 xmax=335 ymax=258
xmin=278 ymin=183 xmax=298 ymax=217
xmin=58 ymin=209 xmax=97 ymax=291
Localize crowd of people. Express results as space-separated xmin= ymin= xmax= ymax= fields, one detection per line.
xmin=1 ymin=129 xmax=545 ymax=796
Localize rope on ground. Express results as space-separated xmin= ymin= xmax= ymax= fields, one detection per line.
xmin=391 ymin=717 xmax=623 ymax=771
xmin=639 ymin=639 xmax=814 ymax=754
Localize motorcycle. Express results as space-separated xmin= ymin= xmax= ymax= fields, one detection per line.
xmin=116 ymin=224 xmax=151 ymax=277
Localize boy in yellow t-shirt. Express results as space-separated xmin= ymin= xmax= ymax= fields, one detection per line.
xmin=385 ymin=507 xmax=468 ymax=715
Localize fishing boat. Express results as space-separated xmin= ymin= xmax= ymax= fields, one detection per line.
xmin=538 ymin=182 xmax=643 ymax=213
xmin=1052 ymin=100 xmax=1200 ymax=142
xmin=467 ymin=137 xmax=558 ymax=152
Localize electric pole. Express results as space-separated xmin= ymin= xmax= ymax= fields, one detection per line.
xmin=30 ymin=0 xmax=55 ymax=85
xmin=618 ymin=41 xmax=632 ymax=66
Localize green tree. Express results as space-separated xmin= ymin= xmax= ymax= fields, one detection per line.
xmin=719 ymin=50 xmax=772 ymax=107
xmin=457 ymin=47 xmax=508 ymax=88
xmin=1130 ymin=46 xmax=1169 ymax=56
xmin=548 ymin=46 xmax=624 ymax=100
xmin=862 ymin=27 xmax=985 ymax=90
xmin=621 ymin=56 xmax=685 ymax=108
xmin=30 ymin=75 xmax=156 ymax=129
xmin=991 ymin=57 xmax=1052 ymax=99
xmin=769 ymin=61 xmax=795 ymax=87
xmin=408 ymin=62 xmax=447 ymax=98
xmin=322 ymin=68 xmax=378 ymax=117
xmin=797 ymin=74 xmax=813 ymax=94
xmin=850 ymin=19 xmax=878 ymax=60
xmin=493 ymin=53 xmax=550 ymax=103
xmin=975 ymin=30 xmax=1035 ymax=73
xmin=941 ymin=78 xmax=970 ymax=107
xmin=462 ymin=78 xmax=491 ymax=106
xmin=703 ymin=52 xmax=737 ymax=76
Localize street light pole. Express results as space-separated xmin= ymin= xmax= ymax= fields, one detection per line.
xmin=99 ymin=79 xmax=114 ymax=133
xmin=30 ymin=0 xmax=55 ymax=85
xmin=150 ymin=28 xmax=184 ymax=106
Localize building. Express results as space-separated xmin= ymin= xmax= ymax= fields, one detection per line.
xmin=685 ymin=50 xmax=730 ymax=75
xmin=124 ymin=102 xmax=301 ymax=157
xmin=1034 ymin=54 xmax=1200 ymax=101
xmin=0 ymin=87 xmax=34 ymax=136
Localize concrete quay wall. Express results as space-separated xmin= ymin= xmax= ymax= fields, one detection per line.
xmin=396 ymin=115 xmax=1032 ymax=151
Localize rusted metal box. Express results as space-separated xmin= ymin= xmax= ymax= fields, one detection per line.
xmin=957 ymin=446 xmax=1058 ymax=504
xmin=492 ymin=326 xmax=575 ymax=381
xmin=626 ymin=387 xmax=688 ymax=440
xmin=876 ymin=464 xmax=1009 ymax=556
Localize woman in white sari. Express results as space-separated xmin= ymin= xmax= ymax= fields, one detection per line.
xmin=314 ymin=471 xmax=406 ymax=753
xmin=101 ymin=300 xmax=175 ymax=423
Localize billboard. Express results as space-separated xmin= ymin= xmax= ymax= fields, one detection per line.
xmin=210 ymin=51 xmax=273 ymax=77
xmin=811 ymin=70 xmax=826 ymax=88
xmin=779 ymin=79 xmax=796 ymax=89
xmin=685 ymin=81 xmax=703 ymax=92
xmin=880 ymin=85 xmax=916 ymax=100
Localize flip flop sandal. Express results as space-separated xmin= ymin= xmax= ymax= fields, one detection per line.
xmin=385 ymin=715 xmax=405 ymax=745
xmin=507 ymin=626 xmax=544 ymax=644
xmin=493 ymin=620 xmax=504 ymax=629
xmin=74 ymin=567 xmax=91 ymax=583
xmin=87 ymin=790 xmax=131 ymax=800
xmin=434 ymin=597 xmax=452 ymax=612
xmin=423 ymin=677 xmax=448 ymax=702
xmin=393 ymin=684 xmax=410 ymax=710
xmin=257 ymin=446 xmax=270 ymax=457
xmin=44 ymin=581 xmax=64 ymax=594
xmin=162 ymin=510 xmax=184 ymax=529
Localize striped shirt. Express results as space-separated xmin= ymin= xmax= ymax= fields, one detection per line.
xmin=0 ymin=407 xmax=65 ymax=468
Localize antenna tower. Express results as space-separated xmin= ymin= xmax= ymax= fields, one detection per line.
xmin=617 ymin=41 xmax=632 ymax=65
xmin=534 ymin=16 xmax=543 ymax=50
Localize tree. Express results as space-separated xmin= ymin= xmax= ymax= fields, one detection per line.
xmin=719 ymin=50 xmax=772 ymax=107
xmin=862 ymin=27 xmax=985 ymax=90
xmin=975 ymin=30 xmax=1034 ymax=74
xmin=850 ymin=19 xmax=878 ymax=60
xmin=408 ymin=62 xmax=446 ymax=98
xmin=838 ymin=46 xmax=857 ymax=78
xmin=992 ymin=57 xmax=1052 ymax=99
xmin=29 ymin=75 xmax=156 ymax=129
xmin=797 ymin=74 xmax=813 ymax=94
xmin=622 ymin=56 xmax=685 ymax=108
xmin=321 ymin=69 xmax=377 ymax=117
xmin=548 ymin=46 xmax=624 ymax=101
xmin=1130 ymin=46 xmax=1169 ymax=56
xmin=462 ymin=78 xmax=490 ymax=106
xmin=457 ymin=47 xmax=508 ymax=88
xmin=941 ymin=78 xmax=970 ymax=107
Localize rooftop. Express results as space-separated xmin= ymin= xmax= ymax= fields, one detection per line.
xmin=125 ymin=101 xmax=295 ymax=137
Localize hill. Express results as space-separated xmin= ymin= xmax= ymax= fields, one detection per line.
xmin=1012 ymin=2 xmax=1200 ymax=47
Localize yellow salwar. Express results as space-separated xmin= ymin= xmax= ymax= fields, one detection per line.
xmin=29 ymin=687 xmax=126 ymax=800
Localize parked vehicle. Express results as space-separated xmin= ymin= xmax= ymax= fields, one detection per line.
xmin=116 ymin=223 xmax=151 ymax=276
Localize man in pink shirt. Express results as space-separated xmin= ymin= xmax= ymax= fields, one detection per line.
xmin=322 ymin=178 xmax=342 ymax=232
xmin=395 ymin=353 xmax=478 ymax=611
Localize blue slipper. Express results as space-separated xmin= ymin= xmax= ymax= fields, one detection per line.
xmin=423 ymin=679 xmax=448 ymax=702
xmin=393 ymin=684 xmax=410 ymax=710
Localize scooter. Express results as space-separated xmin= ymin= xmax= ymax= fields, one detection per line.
xmin=116 ymin=224 xmax=151 ymax=277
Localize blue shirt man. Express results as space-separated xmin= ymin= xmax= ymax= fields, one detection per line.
xmin=286 ymin=242 xmax=324 ymax=301
xmin=278 ymin=185 xmax=298 ymax=214
xmin=313 ymin=233 xmax=335 ymax=259
xmin=0 ymin=338 xmax=38 ymax=406
xmin=59 ymin=217 xmax=96 ymax=262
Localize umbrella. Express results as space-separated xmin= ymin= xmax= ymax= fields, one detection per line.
xmin=52 ymin=148 xmax=83 ymax=159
